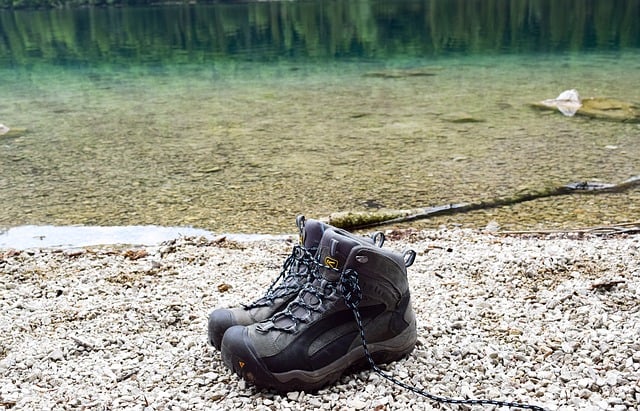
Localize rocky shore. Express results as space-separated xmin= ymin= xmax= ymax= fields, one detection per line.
xmin=1 ymin=229 xmax=638 ymax=410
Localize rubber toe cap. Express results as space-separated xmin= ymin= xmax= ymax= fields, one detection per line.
xmin=207 ymin=308 xmax=235 ymax=350
xmin=220 ymin=325 xmax=271 ymax=387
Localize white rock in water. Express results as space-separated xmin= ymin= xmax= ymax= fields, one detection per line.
xmin=0 ymin=124 xmax=9 ymax=135
xmin=541 ymin=89 xmax=582 ymax=117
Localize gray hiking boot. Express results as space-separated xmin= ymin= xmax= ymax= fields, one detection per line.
xmin=207 ymin=217 xmax=385 ymax=350
xmin=220 ymin=227 xmax=417 ymax=392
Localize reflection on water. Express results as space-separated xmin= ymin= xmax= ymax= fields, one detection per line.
xmin=0 ymin=0 xmax=639 ymax=237
xmin=1 ymin=0 xmax=639 ymax=65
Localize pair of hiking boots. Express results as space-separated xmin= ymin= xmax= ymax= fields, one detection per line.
xmin=207 ymin=216 xmax=417 ymax=392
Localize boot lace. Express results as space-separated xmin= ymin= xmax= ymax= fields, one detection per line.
xmin=257 ymin=259 xmax=339 ymax=333
xmin=339 ymin=268 xmax=548 ymax=411
xmin=243 ymin=245 xmax=314 ymax=310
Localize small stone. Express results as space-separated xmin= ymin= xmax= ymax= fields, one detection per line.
xmin=578 ymin=389 xmax=592 ymax=399
xmin=203 ymin=371 xmax=218 ymax=380
xmin=562 ymin=341 xmax=577 ymax=353
xmin=443 ymin=112 xmax=485 ymax=123
xmin=48 ymin=349 xmax=64 ymax=361
xmin=484 ymin=220 xmax=501 ymax=232
xmin=577 ymin=378 xmax=593 ymax=389
xmin=64 ymin=248 xmax=85 ymax=257
xmin=451 ymin=321 xmax=465 ymax=330
xmin=349 ymin=399 xmax=367 ymax=409
xmin=605 ymin=372 xmax=619 ymax=386
xmin=307 ymin=397 xmax=322 ymax=407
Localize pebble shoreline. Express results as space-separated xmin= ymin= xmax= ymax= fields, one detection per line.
xmin=1 ymin=228 xmax=638 ymax=410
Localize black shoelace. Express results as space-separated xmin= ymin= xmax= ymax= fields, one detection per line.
xmin=258 ymin=269 xmax=339 ymax=333
xmin=338 ymin=267 xmax=548 ymax=411
xmin=243 ymin=245 xmax=314 ymax=310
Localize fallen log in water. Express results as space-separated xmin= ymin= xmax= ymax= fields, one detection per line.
xmin=327 ymin=175 xmax=640 ymax=230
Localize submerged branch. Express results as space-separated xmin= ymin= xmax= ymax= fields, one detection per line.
xmin=328 ymin=175 xmax=640 ymax=230
xmin=496 ymin=220 xmax=640 ymax=236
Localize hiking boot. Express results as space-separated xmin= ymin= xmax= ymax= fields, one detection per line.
xmin=220 ymin=227 xmax=417 ymax=392
xmin=207 ymin=217 xmax=385 ymax=350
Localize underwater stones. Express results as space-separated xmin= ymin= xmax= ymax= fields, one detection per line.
xmin=441 ymin=112 xmax=485 ymax=123
xmin=363 ymin=67 xmax=438 ymax=79
xmin=531 ymin=90 xmax=640 ymax=122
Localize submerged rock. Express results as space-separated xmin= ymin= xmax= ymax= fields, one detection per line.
xmin=539 ymin=89 xmax=583 ymax=116
xmin=0 ymin=124 xmax=27 ymax=138
xmin=531 ymin=90 xmax=640 ymax=122
xmin=442 ymin=112 xmax=485 ymax=123
xmin=363 ymin=67 xmax=438 ymax=79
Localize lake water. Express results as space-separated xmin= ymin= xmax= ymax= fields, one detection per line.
xmin=1 ymin=0 xmax=639 ymax=240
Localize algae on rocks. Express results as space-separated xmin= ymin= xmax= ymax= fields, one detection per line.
xmin=328 ymin=209 xmax=415 ymax=229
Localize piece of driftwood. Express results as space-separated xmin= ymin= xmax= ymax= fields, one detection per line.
xmin=327 ymin=175 xmax=640 ymax=230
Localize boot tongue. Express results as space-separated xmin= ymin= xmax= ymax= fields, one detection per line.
xmin=315 ymin=229 xmax=360 ymax=281
xmin=299 ymin=218 xmax=325 ymax=250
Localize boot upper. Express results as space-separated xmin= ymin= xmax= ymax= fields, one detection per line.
xmin=242 ymin=228 xmax=414 ymax=372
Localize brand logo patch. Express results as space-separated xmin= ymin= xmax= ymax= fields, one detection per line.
xmin=324 ymin=256 xmax=339 ymax=269
xmin=238 ymin=360 xmax=245 ymax=369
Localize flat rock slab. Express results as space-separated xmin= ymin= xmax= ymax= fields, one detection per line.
xmin=531 ymin=97 xmax=640 ymax=122
xmin=0 ymin=127 xmax=27 ymax=138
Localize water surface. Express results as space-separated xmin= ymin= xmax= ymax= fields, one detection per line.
xmin=1 ymin=0 xmax=639 ymax=235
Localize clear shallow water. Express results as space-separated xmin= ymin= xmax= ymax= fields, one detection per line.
xmin=0 ymin=225 xmax=289 ymax=249
xmin=0 ymin=225 xmax=214 ymax=249
xmin=1 ymin=0 xmax=639 ymax=239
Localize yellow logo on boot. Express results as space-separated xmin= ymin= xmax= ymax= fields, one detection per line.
xmin=324 ymin=256 xmax=339 ymax=269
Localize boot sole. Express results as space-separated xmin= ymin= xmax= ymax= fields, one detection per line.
xmin=221 ymin=319 xmax=417 ymax=392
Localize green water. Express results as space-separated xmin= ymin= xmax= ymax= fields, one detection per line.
xmin=1 ymin=0 xmax=639 ymax=235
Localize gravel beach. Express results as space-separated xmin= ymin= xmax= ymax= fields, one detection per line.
xmin=1 ymin=228 xmax=638 ymax=410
